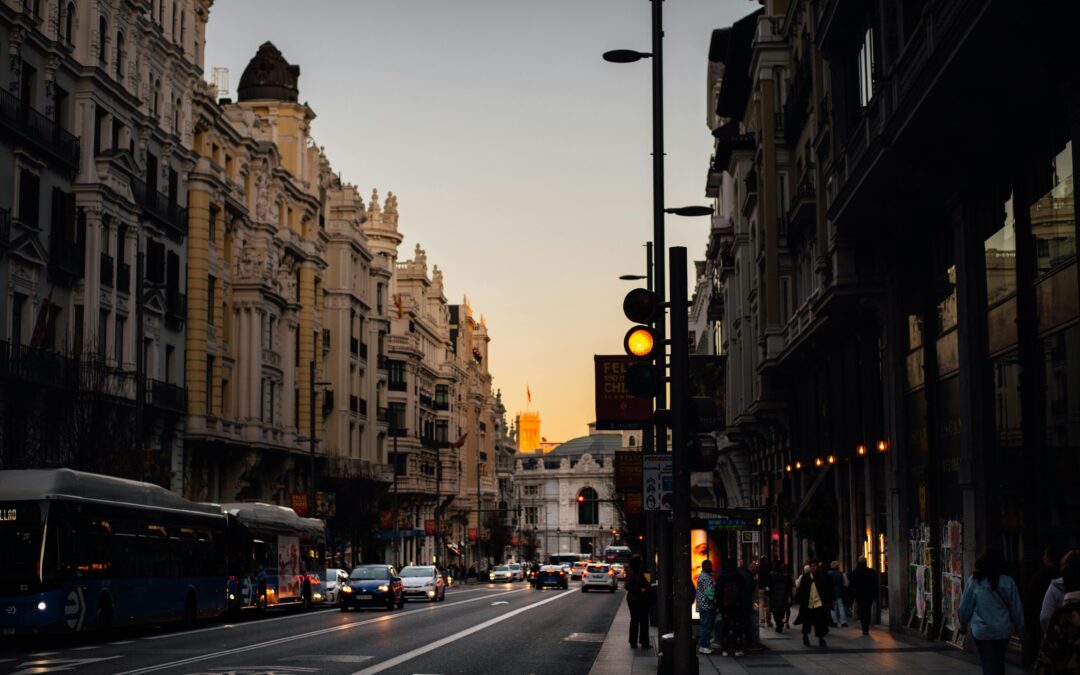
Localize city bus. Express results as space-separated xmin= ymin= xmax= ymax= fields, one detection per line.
xmin=220 ymin=502 xmax=326 ymax=612
xmin=603 ymin=545 xmax=633 ymax=565
xmin=0 ymin=469 xmax=229 ymax=634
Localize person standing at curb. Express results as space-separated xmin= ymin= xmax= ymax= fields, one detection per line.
xmin=850 ymin=556 xmax=879 ymax=635
xmin=625 ymin=554 xmax=653 ymax=650
xmin=959 ymin=549 xmax=1024 ymax=675
xmin=696 ymin=559 xmax=718 ymax=654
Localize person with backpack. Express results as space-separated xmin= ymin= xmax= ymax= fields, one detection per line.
xmin=695 ymin=559 xmax=718 ymax=654
xmin=959 ymin=549 xmax=1024 ymax=675
xmin=795 ymin=561 xmax=834 ymax=647
xmin=624 ymin=554 xmax=653 ymax=649
xmin=1035 ymin=557 xmax=1080 ymax=674
xmin=717 ymin=558 xmax=746 ymax=656
xmin=767 ymin=560 xmax=794 ymax=633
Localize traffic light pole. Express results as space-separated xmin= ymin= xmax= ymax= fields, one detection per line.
xmin=669 ymin=246 xmax=694 ymax=674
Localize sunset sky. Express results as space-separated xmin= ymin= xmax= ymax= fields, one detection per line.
xmin=205 ymin=0 xmax=753 ymax=443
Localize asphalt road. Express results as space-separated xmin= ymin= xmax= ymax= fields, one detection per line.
xmin=0 ymin=582 xmax=623 ymax=675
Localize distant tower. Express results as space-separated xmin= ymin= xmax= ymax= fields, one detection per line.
xmin=517 ymin=412 xmax=541 ymax=453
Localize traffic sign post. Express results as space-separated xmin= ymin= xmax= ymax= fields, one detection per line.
xmin=643 ymin=454 xmax=672 ymax=511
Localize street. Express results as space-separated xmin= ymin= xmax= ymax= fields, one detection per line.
xmin=0 ymin=584 xmax=620 ymax=675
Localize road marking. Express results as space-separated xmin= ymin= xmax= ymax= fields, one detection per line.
xmin=351 ymin=589 xmax=577 ymax=675
xmin=71 ymin=646 xmax=100 ymax=651
xmin=490 ymin=601 xmax=508 ymax=605
xmin=142 ymin=608 xmax=333 ymax=640
xmin=108 ymin=640 xmax=135 ymax=645
xmin=113 ymin=589 xmax=527 ymax=674
xmin=11 ymin=655 xmax=123 ymax=674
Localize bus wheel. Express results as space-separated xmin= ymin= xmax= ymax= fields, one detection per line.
xmin=183 ymin=592 xmax=198 ymax=629
xmin=96 ymin=596 xmax=113 ymax=632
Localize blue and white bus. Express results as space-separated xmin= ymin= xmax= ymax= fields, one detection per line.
xmin=220 ymin=502 xmax=326 ymax=612
xmin=0 ymin=469 xmax=229 ymax=635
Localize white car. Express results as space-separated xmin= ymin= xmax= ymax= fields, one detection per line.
xmin=581 ymin=563 xmax=617 ymax=593
xmin=507 ymin=563 xmax=524 ymax=581
xmin=399 ymin=565 xmax=446 ymax=602
xmin=489 ymin=565 xmax=514 ymax=583
xmin=323 ymin=568 xmax=347 ymax=604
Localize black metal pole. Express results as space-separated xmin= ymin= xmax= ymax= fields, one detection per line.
xmin=135 ymin=247 xmax=145 ymax=482
xmin=309 ymin=359 xmax=316 ymax=518
xmin=669 ymin=246 xmax=694 ymax=673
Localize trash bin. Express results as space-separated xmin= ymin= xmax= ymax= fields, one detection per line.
xmin=657 ymin=632 xmax=698 ymax=675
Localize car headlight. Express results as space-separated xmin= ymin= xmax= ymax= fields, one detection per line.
xmin=377 ymin=584 xmax=389 ymax=592
xmin=341 ymin=585 xmax=354 ymax=594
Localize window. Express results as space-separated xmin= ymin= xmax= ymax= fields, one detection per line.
xmin=114 ymin=316 xmax=125 ymax=365
xmin=53 ymin=86 xmax=69 ymax=130
xmin=115 ymin=31 xmax=124 ymax=79
xmin=1032 ymin=142 xmax=1075 ymax=278
xmin=64 ymin=3 xmax=75 ymax=45
xmin=577 ymin=487 xmax=598 ymax=525
xmin=208 ymin=205 xmax=218 ymax=243
xmin=11 ymin=294 xmax=27 ymax=347
xmin=153 ymin=79 xmax=161 ymax=119
xmin=525 ymin=507 xmax=538 ymax=526
xmin=857 ymin=27 xmax=875 ymax=108
xmin=523 ymin=484 xmax=539 ymax=497
xmin=98 ymin=309 xmax=108 ymax=357
xmin=73 ymin=304 xmax=83 ymax=355
xmin=165 ymin=345 xmax=174 ymax=383
xmin=98 ymin=16 xmax=108 ymax=65
xmin=205 ymin=355 xmax=215 ymax=415
xmin=17 ymin=168 xmax=40 ymax=227
xmin=388 ymin=402 xmax=406 ymax=434
xmin=259 ymin=378 xmax=266 ymax=421
xmin=207 ymin=275 xmax=215 ymax=325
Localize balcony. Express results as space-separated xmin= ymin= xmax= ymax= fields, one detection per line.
xmin=783 ymin=55 xmax=813 ymax=146
xmin=0 ymin=341 xmax=77 ymax=388
xmin=419 ymin=392 xmax=434 ymax=410
xmin=131 ymin=178 xmax=187 ymax=239
xmin=741 ymin=166 xmax=759 ymax=217
xmin=116 ymin=260 xmax=130 ymax=291
xmin=147 ymin=379 xmax=186 ymax=414
xmin=262 ymin=348 xmax=281 ymax=368
xmin=349 ymin=394 xmax=368 ymax=416
xmin=434 ymin=398 xmax=449 ymax=411
xmin=349 ymin=336 xmax=359 ymax=358
xmin=787 ymin=173 xmax=817 ymax=232
xmin=166 ymin=288 xmax=187 ymax=330
xmin=0 ymin=88 xmax=80 ymax=170
xmin=99 ymin=253 xmax=114 ymax=287
xmin=388 ymin=379 xmax=407 ymax=392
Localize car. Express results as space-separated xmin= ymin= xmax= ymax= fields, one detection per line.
xmin=610 ymin=563 xmax=627 ymax=582
xmin=526 ymin=562 xmax=541 ymax=582
xmin=581 ymin=563 xmax=617 ymax=593
xmin=533 ymin=564 xmax=569 ymax=589
xmin=570 ymin=561 xmax=589 ymax=580
xmin=507 ymin=562 xmax=524 ymax=581
xmin=323 ymin=568 xmax=347 ymax=604
xmin=339 ymin=565 xmax=405 ymax=611
xmin=399 ymin=565 xmax=446 ymax=602
xmin=489 ymin=565 xmax=514 ymax=583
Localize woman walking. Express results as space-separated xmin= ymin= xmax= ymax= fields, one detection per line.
xmin=625 ymin=555 xmax=653 ymax=649
xmin=959 ymin=550 xmax=1024 ymax=675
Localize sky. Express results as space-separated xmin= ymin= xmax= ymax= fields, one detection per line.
xmin=205 ymin=0 xmax=754 ymax=444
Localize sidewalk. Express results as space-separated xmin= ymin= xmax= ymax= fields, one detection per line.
xmin=591 ymin=601 xmax=1032 ymax=675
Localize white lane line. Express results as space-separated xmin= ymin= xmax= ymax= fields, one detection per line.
xmin=113 ymin=588 xmax=528 ymax=674
xmin=142 ymin=607 xmax=333 ymax=640
xmin=71 ymin=646 xmax=101 ymax=651
xmin=351 ymin=589 xmax=577 ymax=675
xmin=109 ymin=640 xmax=135 ymax=645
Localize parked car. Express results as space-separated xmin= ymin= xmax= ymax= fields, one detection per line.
xmin=533 ymin=564 xmax=569 ymax=590
xmin=339 ymin=565 xmax=404 ymax=611
xmin=489 ymin=565 xmax=514 ymax=583
xmin=399 ymin=565 xmax=446 ymax=602
xmin=324 ymin=568 xmax=347 ymax=604
xmin=507 ymin=562 xmax=524 ymax=581
xmin=609 ymin=563 xmax=627 ymax=582
xmin=581 ymin=563 xmax=617 ymax=593
xmin=570 ymin=561 xmax=589 ymax=580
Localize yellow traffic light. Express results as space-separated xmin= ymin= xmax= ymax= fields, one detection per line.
xmin=624 ymin=326 xmax=655 ymax=358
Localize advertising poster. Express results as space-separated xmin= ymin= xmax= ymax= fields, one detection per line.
xmin=594 ymin=355 xmax=652 ymax=430
xmin=278 ymin=535 xmax=300 ymax=599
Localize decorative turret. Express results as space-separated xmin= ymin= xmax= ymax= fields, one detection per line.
xmin=237 ymin=42 xmax=300 ymax=102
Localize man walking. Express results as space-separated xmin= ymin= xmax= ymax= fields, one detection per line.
xmin=828 ymin=561 xmax=849 ymax=627
xmin=696 ymin=559 xmax=718 ymax=654
xmin=850 ymin=556 xmax=879 ymax=635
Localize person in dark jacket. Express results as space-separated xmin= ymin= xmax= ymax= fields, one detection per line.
xmin=738 ymin=560 xmax=760 ymax=647
xmin=766 ymin=560 xmax=794 ymax=633
xmin=1025 ymin=545 xmax=1063 ymax=666
xmin=624 ymin=555 xmax=653 ymax=649
xmin=850 ymin=556 xmax=879 ymax=635
xmin=1035 ymin=558 xmax=1080 ymax=674
xmin=795 ymin=561 xmax=833 ymax=647
xmin=716 ymin=558 xmax=746 ymax=656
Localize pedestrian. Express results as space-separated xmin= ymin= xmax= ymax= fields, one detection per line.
xmin=1041 ymin=550 xmax=1080 ymax=632
xmin=1025 ymin=545 xmax=1064 ymax=665
xmin=1034 ymin=557 xmax=1080 ymax=674
xmin=958 ymin=549 xmax=1024 ymax=675
xmin=715 ymin=558 xmax=746 ymax=656
xmin=759 ymin=556 xmax=772 ymax=628
xmin=695 ymin=559 xmax=718 ymax=654
xmin=828 ymin=560 xmax=849 ymax=627
xmin=738 ymin=559 xmax=760 ymax=647
xmin=794 ymin=561 xmax=833 ymax=647
xmin=767 ymin=560 xmax=794 ymax=633
xmin=624 ymin=554 xmax=653 ymax=650
xmin=850 ymin=556 xmax=879 ymax=635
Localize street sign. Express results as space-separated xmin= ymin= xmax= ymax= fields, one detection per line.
xmin=740 ymin=530 xmax=760 ymax=544
xmin=594 ymin=355 xmax=653 ymax=430
xmin=643 ymin=454 xmax=672 ymax=511
xmin=707 ymin=518 xmax=749 ymax=530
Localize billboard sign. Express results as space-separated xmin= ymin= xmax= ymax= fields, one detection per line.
xmin=594 ymin=355 xmax=653 ymax=430
xmin=614 ymin=450 xmax=643 ymax=490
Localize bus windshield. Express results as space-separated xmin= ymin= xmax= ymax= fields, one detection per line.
xmin=0 ymin=502 xmax=44 ymax=594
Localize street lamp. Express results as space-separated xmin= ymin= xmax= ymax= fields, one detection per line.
xmin=602 ymin=49 xmax=652 ymax=63
xmin=664 ymin=205 xmax=714 ymax=217
xmin=619 ymin=274 xmax=647 ymax=281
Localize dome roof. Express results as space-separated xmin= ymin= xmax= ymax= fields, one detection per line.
xmin=237 ymin=41 xmax=300 ymax=102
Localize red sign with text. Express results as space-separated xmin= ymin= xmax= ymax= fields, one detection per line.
xmin=290 ymin=493 xmax=310 ymax=517
xmin=594 ymin=355 xmax=652 ymax=430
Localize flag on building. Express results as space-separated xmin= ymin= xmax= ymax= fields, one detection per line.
xmin=394 ymin=294 xmax=404 ymax=318
xmin=527 ymin=384 xmax=531 ymax=403
xmin=29 ymin=290 xmax=52 ymax=349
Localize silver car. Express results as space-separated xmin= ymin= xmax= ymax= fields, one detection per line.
xmin=507 ymin=563 xmax=524 ymax=581
xmin=324 ymin=568 xmax=347 ymax=604
xmin=581 ymin=563 xmax=617 ymax=593
xmin=489 ymin=565 xmax=514 ymax=583
xmin=399 ymin=565 xmax=446 ymax=602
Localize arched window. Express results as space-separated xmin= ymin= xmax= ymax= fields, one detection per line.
xmin=115 ymin=31 xmax=124 ymax=79
xmin=98 ymin=15 xmax=107 ymax=64
xmin=577 ymin=487 xmax=598 ymax=525
xmin=153 ymin=78 xmax=161 ymax=118
xmin=64 ymin=3 xmax=75 ymax=45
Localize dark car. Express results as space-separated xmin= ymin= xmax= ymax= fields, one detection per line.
xmin=339 ymin=565 xmax=405 ymax=611
xmin=532 ymin=564 xmax=569 ymax=590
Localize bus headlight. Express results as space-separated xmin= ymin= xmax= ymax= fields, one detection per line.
xmin=37 ymin=601 xmax=47 ymax=611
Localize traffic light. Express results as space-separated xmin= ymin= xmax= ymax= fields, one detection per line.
xmin=577 ymin=494 xmax=585 ymax=503
xmin=622 ymin=288 xmax=661 ymax=398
